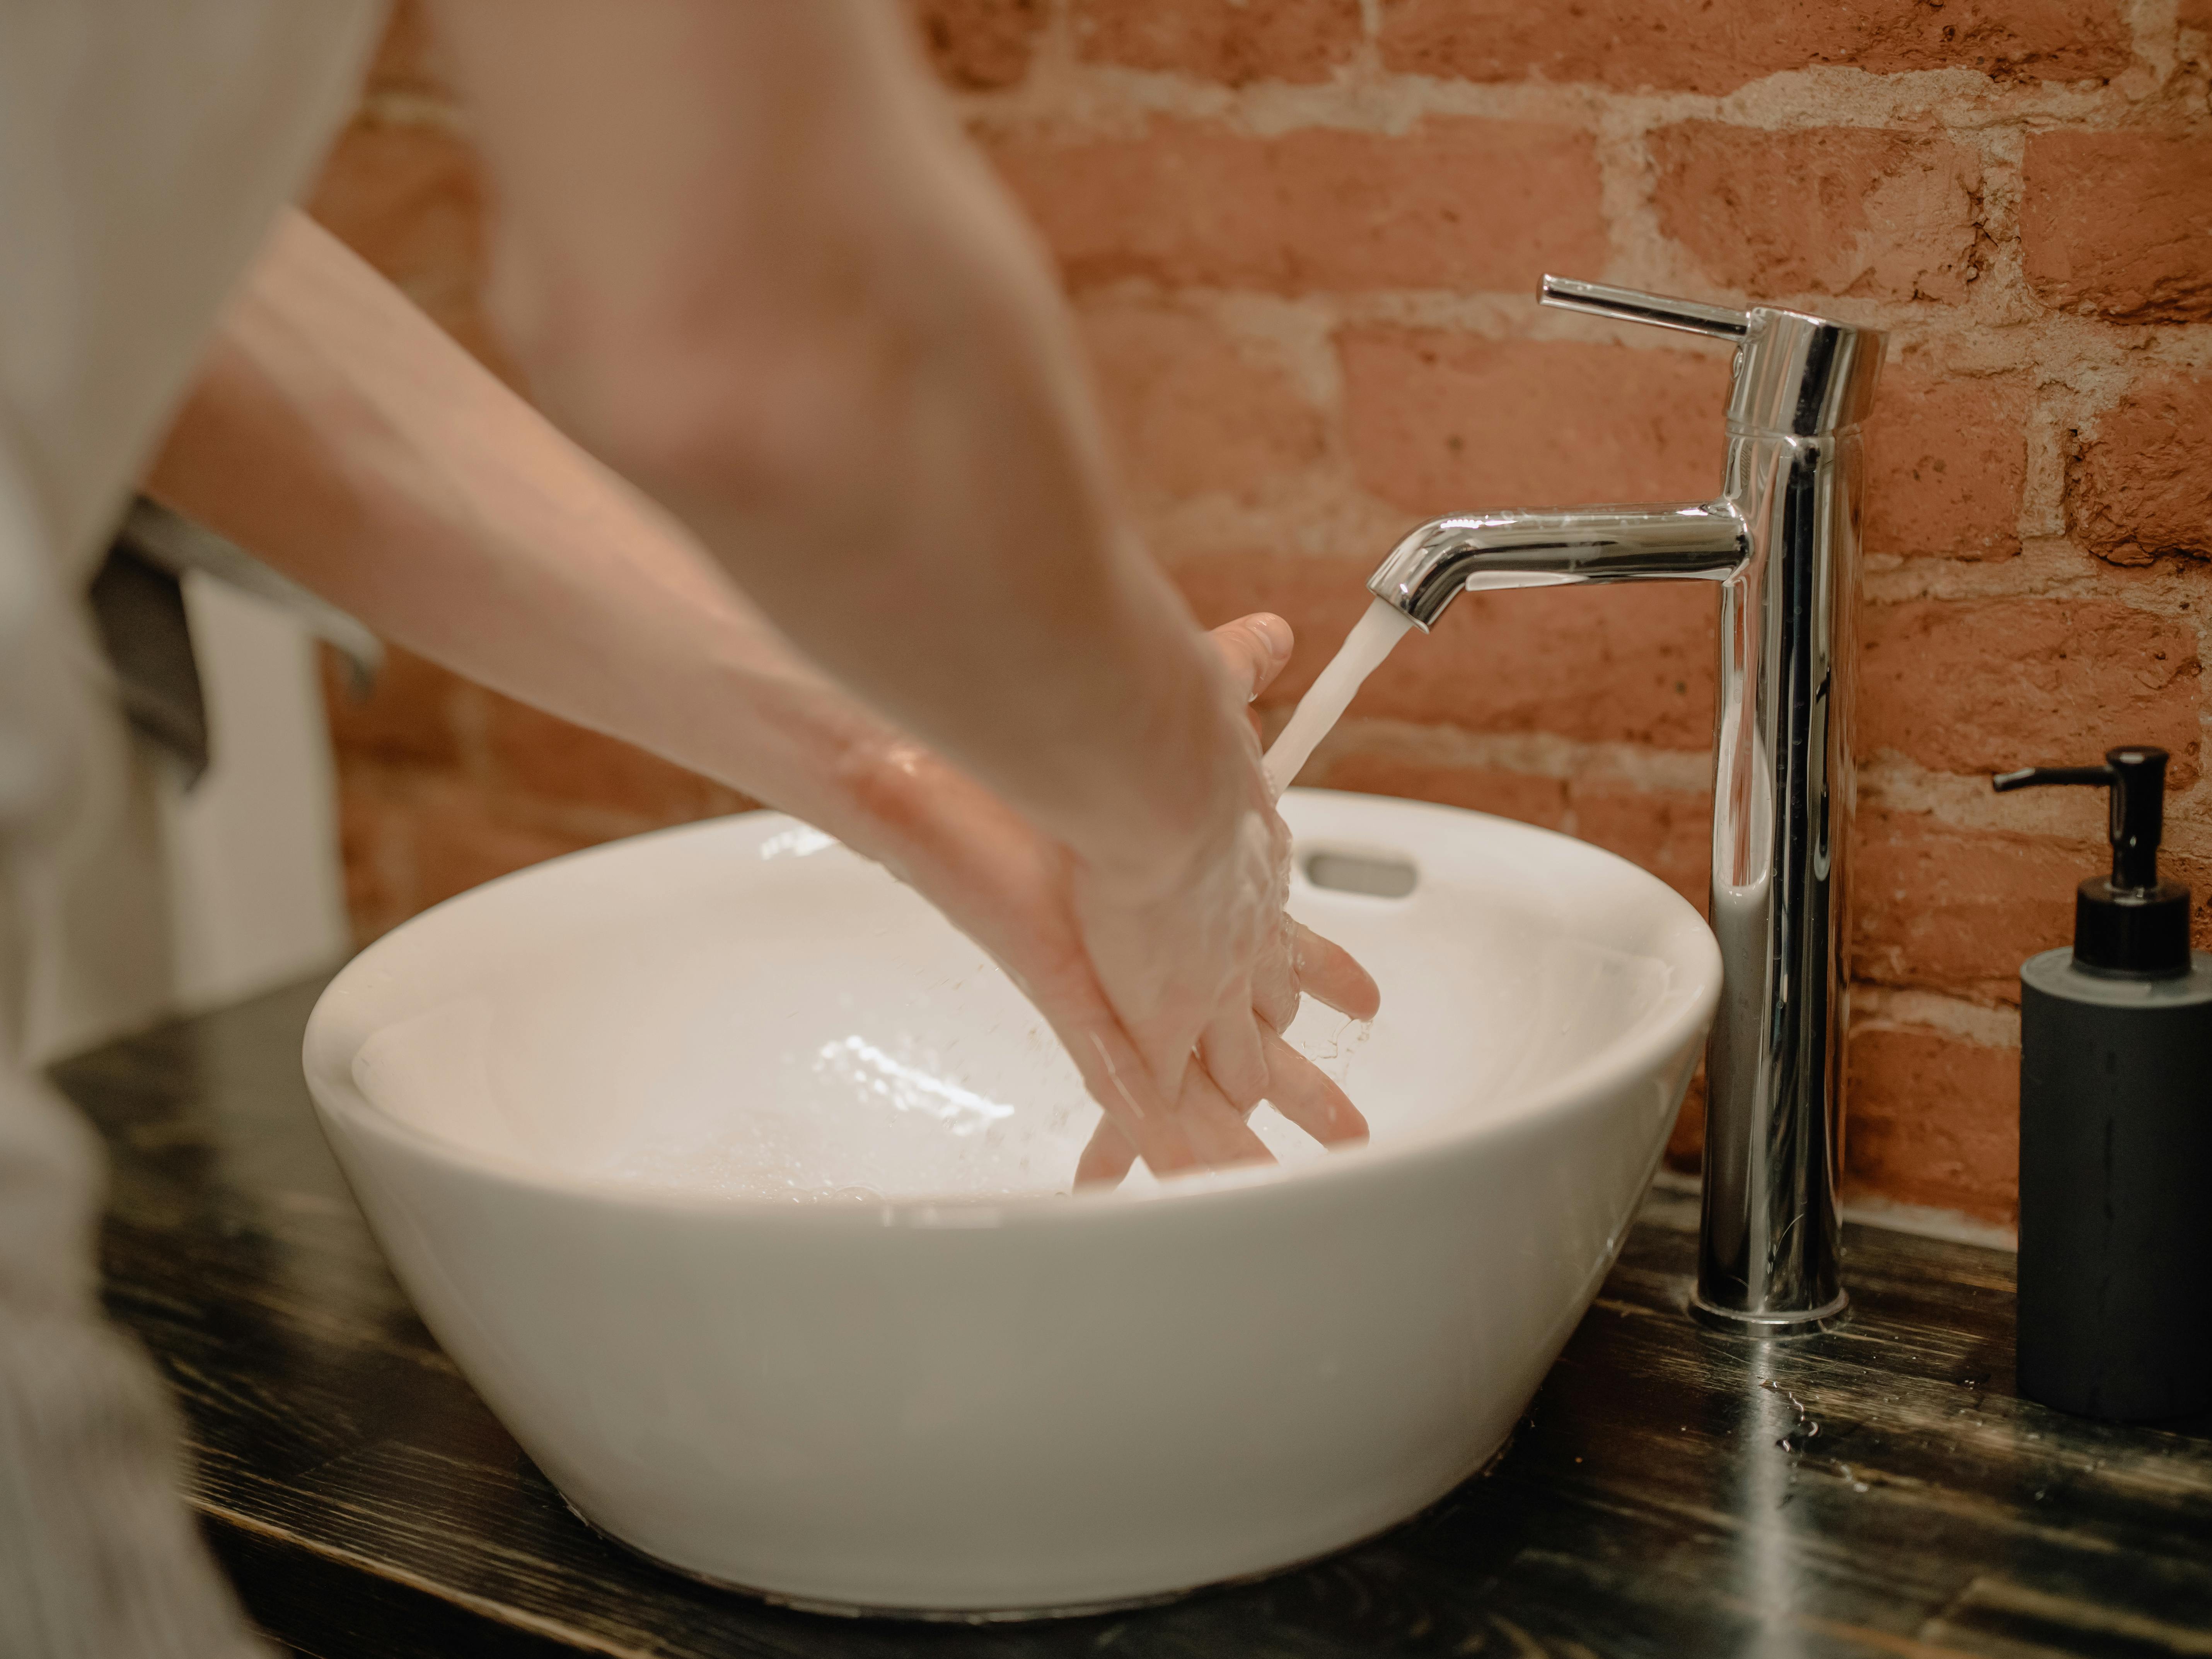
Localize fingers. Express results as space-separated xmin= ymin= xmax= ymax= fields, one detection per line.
xmin=1207 ymin=613 xmax=1293 ymax=704
xmin=1132 ymin=1025 xmax=1202 ymax=1120
xmin=1067 ymin=1019 xmax=1201 ymax=1176
xmin=1065 ymin=1010 xmax=1275 ymax=1180
xmin=1182 ymin=1109 xmax=1274 ymax=1170
xmin=1175 ymin=1061 xmax=1276 ymax=1168
xmin=1290 ymin=921 xmax=1381 ymax=1021
xmin=1146 ymin=1056 xmax=1280 ymax=1172
xmin=1250 ymin=918 xmax=1302 ymax=1033
xmin=1073 ymin=1045 xmax=1274 ymax=1188
xmin=1260 ymin=1029 xmax=1369 ymax=1147
xmin=1074 ymin=1114 xmax=1139 ymax=1188
xmin=1252 ymin=919 xmax=1375 ymax=1033
xmin=1074 ymin=1028 xmax=1370 ymax=1190
xmin=1199 ymin=1002 xmax=1269 ymax=1112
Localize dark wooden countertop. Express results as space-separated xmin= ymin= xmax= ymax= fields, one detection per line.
xmin=58 ymin=977 xmax=2212 ymax=1659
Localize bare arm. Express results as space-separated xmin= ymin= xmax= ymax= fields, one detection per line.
xmin=148 ymin=211 xmax=1375 ymax=1173
xmin=147 ymin=210 xmax=897 ymax=848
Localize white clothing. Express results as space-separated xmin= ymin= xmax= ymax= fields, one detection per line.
xmin=0 ymin=0 xmax=382 ymax=1060
xmin=0 ymin=4 xmax=383 ymax=1655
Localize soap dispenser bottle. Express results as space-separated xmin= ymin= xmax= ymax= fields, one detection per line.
xmin=1992 ymin=745 xmax=2212 ymax=1421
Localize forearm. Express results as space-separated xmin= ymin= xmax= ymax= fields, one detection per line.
xmin=146 ymin=211 xmax=911 ymax=850
xmin=426 ymin=0 xmax=1253 ymax=881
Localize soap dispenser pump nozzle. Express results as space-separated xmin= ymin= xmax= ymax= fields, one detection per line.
xmin=1992 ymin=746 xmax=2190 ymax=979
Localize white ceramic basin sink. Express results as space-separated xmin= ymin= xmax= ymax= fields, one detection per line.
xmin=303 ymin=788 xmax=1719 ymax=1617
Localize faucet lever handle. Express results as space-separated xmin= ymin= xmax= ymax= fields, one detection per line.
xmin=1540 ymin=275 xmax=1752 ymax=341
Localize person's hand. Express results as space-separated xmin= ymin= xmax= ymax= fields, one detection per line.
xmin=844 ymin=614 xmax=1377 ymax=1184
xmin=1060 ymin=614 xmax=1378 ymax=1185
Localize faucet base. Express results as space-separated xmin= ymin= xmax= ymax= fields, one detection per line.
xmin=1686 ymin=1290 xmax=1850 ymax=1339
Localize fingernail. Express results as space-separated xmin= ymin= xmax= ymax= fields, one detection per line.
xmin=1251 ymin=614 xmax=1292 ymax=660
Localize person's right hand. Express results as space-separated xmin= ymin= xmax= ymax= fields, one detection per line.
xmin=843 ymin=614 xmax=1377 ymax=1184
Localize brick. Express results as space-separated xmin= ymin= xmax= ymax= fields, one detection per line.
xmin=1078 ymin=299 xmax=1325 ymax=501
xmin=1857 ymin=821 xmax=2212 ymax=990
xmin=399 ymin=782 xmax=597 ymax=924
xmin=1363 ymin=580 xmax=1718 ymax=749
xmin=1339 ymin=332 xmax=1729 ymax=516
xmin=1858 ymin=598 xmax=2200 ymax=784
xmin=1845 ymin=1025 xmax=2018 ymax=1223
xmin=481 ymin=692 xmax=753 ymax=826
xmin=1310 ymin=752 xmax=1570 ymax=825
xmin=334 ymin=762 xmax=597 ymax=943
xmin=1072 ymin=0 xmax=1363 ymax=84
xmin=1378 ymin=0 xmax=2129 ymax=94
xmin=326 ymin=639 xmax=761 ymax=941
xmin=2067 ymin=372 xmax=2212 ymax=566
xmin=911 ymin=0 xmax=1045 ymax=89
xmin=1851 ymin=809 xmax=2087 ymax=1001
xmin=1651 ymin=123 xmax=1984 ymax=304
xmin=1862 ymin=370 xmax=2029 ymax=561
xmin=2022 ymin=132 xmax=2212 ymax=323
xmin=1178 ymin=554 xmax=1719 ymax=749
xmin=333 ymin=765 xmax=414 ymax=944
xmin=306 ymin=121 xmax=505 ymax=370
xmin=1172 ymin=558 xmax=1366 ymax=702
xmin=321 ymin=643 xmax=466 ymax=769
xmin=1569 ymin=779 xmax=1712 ymax=914
xmin=989 ymin=118 xmax=1607 ymax=294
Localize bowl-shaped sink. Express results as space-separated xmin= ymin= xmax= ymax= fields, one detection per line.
xmin=303 ymin=788 xmax=1719 ymax=1617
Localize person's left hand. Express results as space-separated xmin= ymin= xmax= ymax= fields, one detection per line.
xmin=840 ymin=613 xmax=1377 ymax=1187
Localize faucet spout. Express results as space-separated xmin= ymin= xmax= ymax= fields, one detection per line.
xmin=1367 ymin=503 xmax=1750 ymax=628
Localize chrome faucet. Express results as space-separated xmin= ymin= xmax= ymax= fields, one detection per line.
xmin=1367 ymin=276 xmax=1883 ymax=1335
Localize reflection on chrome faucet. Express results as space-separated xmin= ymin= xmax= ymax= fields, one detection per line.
xmin=1366 ymin=275 xmax=1884 ymax=1336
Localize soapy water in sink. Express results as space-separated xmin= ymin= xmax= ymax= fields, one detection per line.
xmin=1262 ymin=598 xmax=1416 ymax=796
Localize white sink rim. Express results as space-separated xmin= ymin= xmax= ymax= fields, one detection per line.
xmin=304 ymin=790 xmax=1721 ymax=1224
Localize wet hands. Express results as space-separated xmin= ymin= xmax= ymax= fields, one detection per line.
xmin=847 ymin=614 xmax=1377 ymax=1187
xmin=1063 ymin=614 xmax=1378 ymax=1185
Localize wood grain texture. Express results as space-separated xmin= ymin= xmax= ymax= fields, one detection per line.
xmin=53 ymin=978 xmax=2212 ymax=1659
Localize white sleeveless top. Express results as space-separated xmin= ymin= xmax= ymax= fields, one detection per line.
xmin=0 ymin=0 xmax=382 ymax=1062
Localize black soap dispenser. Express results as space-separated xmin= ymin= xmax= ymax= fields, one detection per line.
xmin=1992 ymin=745 xmax=2212 ymax=1421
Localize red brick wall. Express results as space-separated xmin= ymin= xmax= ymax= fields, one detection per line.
xmin=306 ymin=1 xmax=2212 ymax=1225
